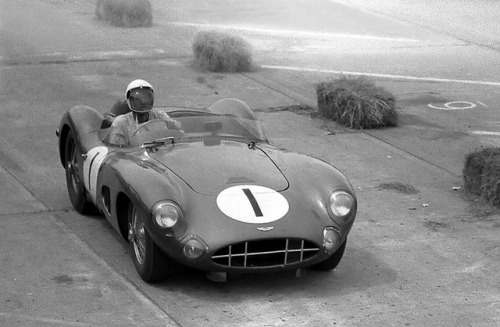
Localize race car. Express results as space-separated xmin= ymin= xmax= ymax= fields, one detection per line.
xmin=56 ymin=98 xmax=357 ymax=283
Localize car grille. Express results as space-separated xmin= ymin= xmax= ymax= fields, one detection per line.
xmin=211 ymin=238 xmax=320 ymax=268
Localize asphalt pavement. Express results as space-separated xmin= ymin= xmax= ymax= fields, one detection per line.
xmin=332 ymin=0 xmax=500 ymax=49
xmin=2 ymin=55 xmax=499 ymax=326
xmin=1 ymin=0 xmax=499 ymax=326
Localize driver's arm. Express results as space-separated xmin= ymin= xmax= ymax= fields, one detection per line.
xmin=152 ymin=110 xmax=181 ymax=130
xmin=104 ymin=116 xmax=129 ymax=146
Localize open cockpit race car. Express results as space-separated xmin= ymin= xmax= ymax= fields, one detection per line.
xmin=56 ymin=98 xmax=357 ymax=283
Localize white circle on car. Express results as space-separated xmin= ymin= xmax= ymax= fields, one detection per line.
xmin=83 ymin=146 xmax=108 ymax=203
xmin=216 ymin=185 xmax=289 ymax=224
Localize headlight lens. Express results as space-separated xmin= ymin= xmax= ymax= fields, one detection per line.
xmin=182 ymin=237 xmax=207 ymax=260
xmin=329 ymin=191 xmax=354 ymax=218
xmin=323 ymin=227 xmax=341 ymax=255
xmin=151 ymin=201 xmax=182 ymax=229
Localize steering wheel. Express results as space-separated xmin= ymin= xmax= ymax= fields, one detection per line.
xmin=133 ymin=119 xmax=182 ymax=134
xmin=129 ymin=120 xmax=184 ymax=146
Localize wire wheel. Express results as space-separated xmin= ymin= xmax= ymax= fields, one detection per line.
xmin=128 ymin=205 xmax=146 ymax=265
xmin=127 ymin=201 xmax=170 ymax=283
xmin=64 ymin=130 xmax=93 ymax=214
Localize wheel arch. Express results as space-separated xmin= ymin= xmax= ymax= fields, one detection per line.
xmin=58 ymin=124 xmax=71 ymax=167
xmin=116 ymin=192 xmax=132 ymax=241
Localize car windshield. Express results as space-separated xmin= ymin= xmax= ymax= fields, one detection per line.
xmin=122 ymin=110 xmax=267 ymax=147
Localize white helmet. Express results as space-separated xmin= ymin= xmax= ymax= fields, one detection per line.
xmin=126 ymin=79 xmax=154 ymax=113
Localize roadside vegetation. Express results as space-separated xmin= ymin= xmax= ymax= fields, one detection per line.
xmin=192 ymin=31 xmax=254 ymax=72
xmin=463 ymin=147 xmax=500 ymax=208
xmin=316 ymin=76 xmax=398 ymax=129
xmin=95 ymin=0 xmax=153 ymax=27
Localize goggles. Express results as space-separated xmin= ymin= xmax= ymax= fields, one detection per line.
xmin=128 ymin=88 xmax=154 ymax=112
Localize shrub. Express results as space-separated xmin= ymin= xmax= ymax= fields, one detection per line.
xmin=96 ymin=0 xmax=152 ymax=27
xmin=192 ymin=31 xmax=253 ymax=72
xmin=463 ymin=147 xmax=500 ymax=207
xmin=316 ymin=76 xmax=397 ymax=129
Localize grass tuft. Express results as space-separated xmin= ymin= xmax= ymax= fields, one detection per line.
xmin=316 ymin=76 xmax=398 ymax=129
xmin=192 ymin=31 xmax=254 ymax=72
xmin=463 ymin=147 xmax=500 ymax=207
xmin=95 ymin=0 xmax=152 ymax=27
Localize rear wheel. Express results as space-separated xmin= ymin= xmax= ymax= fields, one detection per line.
xmin=64 ymin=130 xmax=94 ymax=214
xmin=311 ymin=240 xmax=347 ymax=271
xmin=128 ymin=201 xmax=170 ymax=283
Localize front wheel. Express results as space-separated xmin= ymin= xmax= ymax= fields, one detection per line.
xmin=64 ymin=129 xmax=94 ymax=214
xmin=311 ymin=240 xmax=347 ymax=271
xmin=128 ymin=202 xmax=170 ymax=283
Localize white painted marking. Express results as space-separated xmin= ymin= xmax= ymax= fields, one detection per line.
xmin=428 ymin=101 xmax=477 ymax=110
xmin=83 ymin=146 xmax=108 ymax=203
xmin=0 ymin=313 xmax=90 ymax=326
xmin=69 ymin=49 xmax=167 ymax=61
xmin=476 ymin=101 xmax=488 ymax=107
xmin=261 ymin=65 xmax=500 ymax=87
xmin=217 ymin=185 xmax=289 ymax=224
xmin=171 ymin=22 xmax=419 ymax=42
xmin=471 ymin=131 xmax=500 ymax=137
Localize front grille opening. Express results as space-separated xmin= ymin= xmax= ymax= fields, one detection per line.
xmin=212 ymin=238 xmax=320 ymax=268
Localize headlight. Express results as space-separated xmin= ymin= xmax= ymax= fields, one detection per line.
xmin=323 ymin=227 xmax=341 ymax=255
xmin=329 ymin=191 xmax=354 ymax=219
xmin=182 ymin=236 xmax=208 ymax=260
xmin=151 ymin=201 xmax=182 ymax=229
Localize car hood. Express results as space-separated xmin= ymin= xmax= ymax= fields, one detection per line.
xmin=149 ymin=140 xmax=289 ymax=195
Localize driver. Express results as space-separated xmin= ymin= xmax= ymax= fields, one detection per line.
xmin=106 ymin=79 xmax=181 ymax=145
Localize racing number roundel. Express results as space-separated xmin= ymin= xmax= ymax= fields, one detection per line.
xmin=216 ymin=185 xmax=289 ymax=224
xmin=83 ymin=146 xmax=108 ymax=203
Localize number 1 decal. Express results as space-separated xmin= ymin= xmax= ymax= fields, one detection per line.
xmin=242 ymin=188 xmax=264 ymax=217
xmin=216 ymin=185 xmax=289 ymax=224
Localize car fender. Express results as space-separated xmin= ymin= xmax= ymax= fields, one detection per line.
xmin=57 ymin=105 xmax=107 ymax=168
xmin=96 ymin=152 xmax=189 ymax=238
xmin=264 ymin=146 xmax=357 ymax=229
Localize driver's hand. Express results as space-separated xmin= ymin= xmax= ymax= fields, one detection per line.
xmin=166 ymin=119 xmax=181 ymax=130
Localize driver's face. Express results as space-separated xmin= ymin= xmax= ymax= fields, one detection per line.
xmin=129 ymin=88 xmax=153 ymax=112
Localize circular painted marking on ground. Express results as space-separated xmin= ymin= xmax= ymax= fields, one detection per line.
xmin=216 ymin=185 xmax=289 ymax=224
xmin=428 ymin=101 xmax=477 ymax=110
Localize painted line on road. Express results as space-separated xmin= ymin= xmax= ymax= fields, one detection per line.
xmin=171 ymin=22 xmax=419 ymax=42
xmin=0 ymin=313 xmax=90 ymax=327
xmin=471 ymin=131 xmax=500 ymax=137
xmin=261 ymin=65 xmax=500 ymax=87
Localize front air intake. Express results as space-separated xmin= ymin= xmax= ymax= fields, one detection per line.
xmin=211 ymin=238 xmax=320 ymax=268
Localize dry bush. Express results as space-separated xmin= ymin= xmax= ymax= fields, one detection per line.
xmin=316 ymin=76 xmax=397 ymax=129
xmin=463 ymin=147 xmax=500 ymax=207
xmin=96 ymin=0 xmax=152 ymax=27
xmin=192 ymin=31 xmax=253 ymax=72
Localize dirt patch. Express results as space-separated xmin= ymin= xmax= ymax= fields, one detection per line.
xmin=398 ymin=92 xmax=448 ymax=107
xmin=377 ymin=182 xmax=419 ymax=195
xmin=423 ymin=220 xmax=453 ymax=231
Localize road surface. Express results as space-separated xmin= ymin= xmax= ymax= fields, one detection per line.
xmin=0 ymin=0 xmax=499 ymax=326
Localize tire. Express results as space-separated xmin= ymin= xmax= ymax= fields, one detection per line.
xmin=311 ymin=240 xmax=347 ymax=271
xmin=64 ymin=130 xmax=94 ymax=214
xmin=127 ymin=201 xmax=170 ymax=283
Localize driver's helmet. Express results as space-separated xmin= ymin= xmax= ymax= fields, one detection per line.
xmin=126 ymin=79 xmax=154 ymax=113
